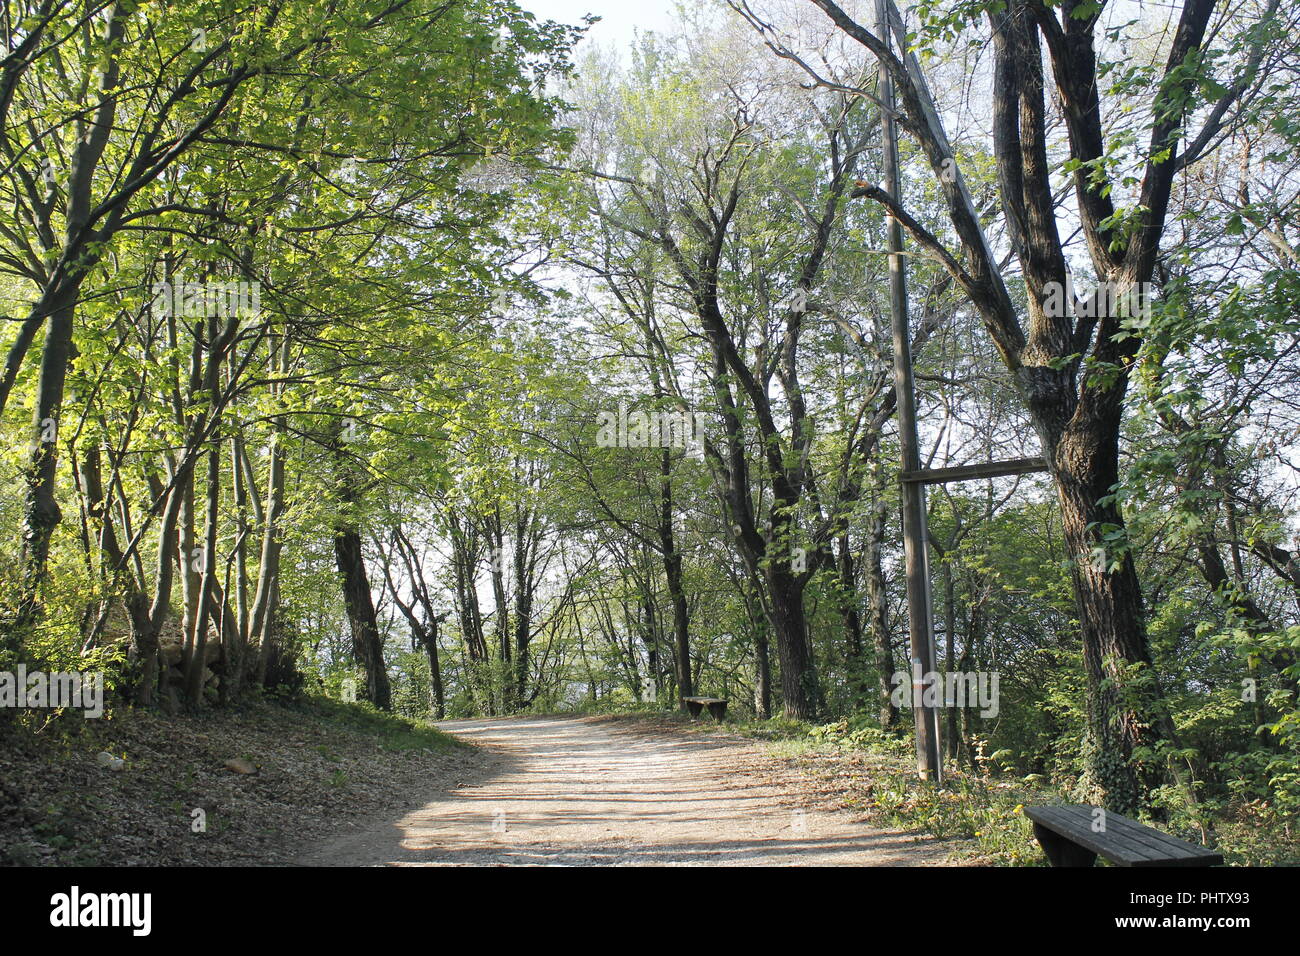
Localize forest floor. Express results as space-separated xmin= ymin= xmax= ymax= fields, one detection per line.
xmin=298 ymin=713 xmax=965 ymax=865
xmin=0 ymin=697 xmax=476 ymax=866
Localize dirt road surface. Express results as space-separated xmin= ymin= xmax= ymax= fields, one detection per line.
xmin=297 ymin=715 xmax=956 ymax=866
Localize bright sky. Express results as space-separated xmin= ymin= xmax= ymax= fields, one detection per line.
xmin=517 ymin=0 xmax=681 ymax=52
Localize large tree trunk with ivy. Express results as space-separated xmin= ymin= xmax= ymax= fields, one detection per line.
xmin=1052 ymin=413 xmax=1157 ymax=810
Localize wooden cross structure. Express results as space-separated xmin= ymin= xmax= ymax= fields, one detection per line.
xmin=873 ymin=0 xmax=1048 ymax=783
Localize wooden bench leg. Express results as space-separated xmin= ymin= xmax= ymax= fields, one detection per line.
xmin=1032 ymin=822 xmax=1098 ymax=867
xmin=707 ymin=701 xmax=727 ymax=720
xmin=685 ymin=699 xmax=703 ymax=717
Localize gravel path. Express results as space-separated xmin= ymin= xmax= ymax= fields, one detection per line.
xmin=298 ymin=715 xmax=956 ymax=866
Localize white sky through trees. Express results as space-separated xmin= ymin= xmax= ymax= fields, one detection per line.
xmin=519 ymin=0 xmax=679 ymax=51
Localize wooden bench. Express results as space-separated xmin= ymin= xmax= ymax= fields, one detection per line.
xmin=682 ymin=696 xmax=728 ymax=720
xmin=1024 ymin=805 xmax=1222 ymax=867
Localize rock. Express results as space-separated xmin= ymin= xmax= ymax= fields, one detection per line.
xmin=159 ymin=640 xmax=183 ymax=667
xmin=96 ymin=752 xmax=126 ymax=771
xmin=158 ymin=638 xmax=221 ymax=669
xmin=224 ymin=757 xmax=258 ymax=775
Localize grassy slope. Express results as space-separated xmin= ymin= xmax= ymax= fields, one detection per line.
xmin=0 ymin=697 xmax=476 ymax=866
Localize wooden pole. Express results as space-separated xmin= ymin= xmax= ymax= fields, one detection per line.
xmin=877 ymin=0 xmax=941 ymax=783
xmin=901 ymin=457 xmax=1049 ymax=484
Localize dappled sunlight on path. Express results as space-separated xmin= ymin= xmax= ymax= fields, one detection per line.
xmin=298 ymin=716 xmax=957 ymax=866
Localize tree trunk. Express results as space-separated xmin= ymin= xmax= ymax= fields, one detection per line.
xmin=865 ymin=498 xmax=898 ymax=730
xmin=183 ymin=438 xmax=221 ymax=705
xmin=753 ymin=615 xmax=772 ymax=720
xmin=1052 ymin=420 xmax=1157 ymax=814
xmin=227 ymin=429 xmax=252 ymax=702
xmin=424 ymin=618 xmax=446 ymax=720
xmin=250 ymin=339 xmax=289 ymax=689
xmin=836 ymin=533 xmax=867 ymax=709
xmin=177 ymin=448 xmax=201 ymax=685
xmin=9 ymin=6 xmax=126 ymax=638
xmin=78 ymin=443 xmax=176 ymax=707
xmin=658 ymin=448 xmax=693 ymax=708
xmin=332 ymin=525 xmax=391 ymax=710
xmin=766 ymin=566 xmax=817 ymax=719
xmin=11 ymin=296 xmax=77 ymax=637
xmin=512 ymin=540 xmax=533 ymax=710
xmin=487 ymin=517 xmax=510 ymax=711
xmin=249 ymin=444 xmax=284 ymax=690
xmin=943 ymin=560 xmax=960 ymax=761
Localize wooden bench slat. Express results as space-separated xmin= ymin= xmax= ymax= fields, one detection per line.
xmin=1027 ymin=807 xmax=1172 ymax=864
xmin=1043 ymin=807 xmax=1209 ymax=860
xmin=1093 ymin=813 xmax=1216 ymax=860
xmin=1027 ymin=816 xmax=1171 ymax=866
xmin=1027 ymin=806 xmax=1220 ymax=866
xmin=1025 ymin=805 xmax=1222 ymax=867
xmin=1029 ymin=806 xmax=1181 ymax=861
